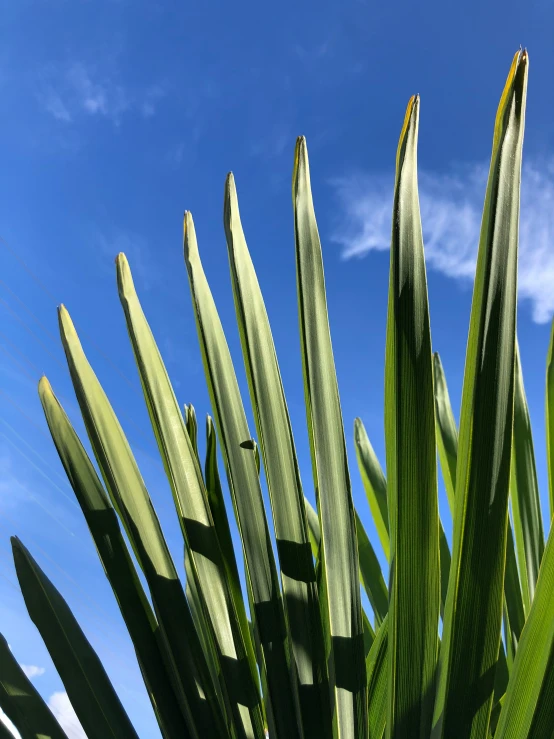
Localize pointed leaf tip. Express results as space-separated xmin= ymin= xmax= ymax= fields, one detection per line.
xmin=183 ymin=211 xmax=198 ymax=264
xmin=116 ymin=252 xmax=134 ymax=302
xmin=38 ymin=375 xmax=51 ymax=396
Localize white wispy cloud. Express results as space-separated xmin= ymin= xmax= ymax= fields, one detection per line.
xmin=42 ymin=89 xmax=73 ymax=122
xmin=47 ymin=692 xmax=86 ymax=739
xmin=39 ymin=63 xmax=165 ymax=126
xmin=20 ymin=664 xmax=45 ymax=679
xmin=332 ymin=158 xmax=554 ymax=324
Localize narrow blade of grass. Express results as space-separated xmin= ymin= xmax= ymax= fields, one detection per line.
xmin=354 ymin=419 xmax=389 ymax=561
xmin=0 ymin=633 xmax=68 ymax=739
xmin=58 ymin=306 xmax=226 ymax=739
xmin=355 ymin=510 xmax=388 ymax=626
xmin=384 ymin=95 xmax=440 ymax=739
xmin=12 ymin=538 xmax=139 ymax=739
xmin=293 ymin=136 xmax=367 ymax=738
xmin=204 ymin=415 xmax=258 ymax=674
xmin=224 ymin=174 xmax=330 ymax=739
xmin=546 ymin=320 xmax=554 ymax=521
xmin=433 ymin=352 xmax=524 ymax=671
xmin=366 ymin=616 xmax=389 ymax=739
xmin=494 ymin=517 xmax=554 ymax=737
xmin=184 ymin=212 xmax=303 ymax=739
xmin=510 ymin=342 xmax=545 ymax=613
xmin=432 ymin=354 xmax=458 ymax=515
xmin=117 ymin=253 xmax=265 ymax=739
xmin=432 ymin=49 xmax=528 ymax=738
xmin=39 ymin=377 xmax=191 ymax=739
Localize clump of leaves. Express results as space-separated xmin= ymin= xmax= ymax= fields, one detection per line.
xmin=3 ymin=49 xmax=552 ymax=739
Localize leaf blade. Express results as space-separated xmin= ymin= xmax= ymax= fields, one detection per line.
xmin=58 ymin=306 xmax=226 ymax=739
xmin=354 ymin=419 xmax=389 ymax=561
xmin=117 ymin=253 xmax=265 ymax=739
xmin=0 ymin=633 xmax=68 ymax=739
xmin=510 ymin=342 xmax=545 ymax=613
xmin=384 ymin=95 xmax=440 ymax=739
xmin=494 ymin=518 xmax=554 ymax=737
xmin=184 ymin=212 xmax=303 ymax=739
xmin=293 ymin=136 xmax=367 ymax=738
xmin=224 ymin=174 xmax=330 ymax=739
xmin=12 ymin=539 xmax=139 ymax=739
xmin=432 ymin=49 xmax=529 ymax=738
xmin=38 ymin=376 xmax=190 ymax=739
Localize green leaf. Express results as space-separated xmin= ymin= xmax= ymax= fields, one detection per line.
xmin=38 ymin=377 xmax=190 ymax=739
xmin=503 ymin=526 xmax=525 ymax=668
xmin=183 ymin=547 xmax=223 ymax=708
xmin=0 ymin=633 xmax=68 ymax=739
xmin=305 ymin=494 xmax=384 ymax=636
xmin=224 ymin=173 xmax=330 ymax=739
xmin=355 ymin=510 xmax=388 ymax=627
xmin=362 ymin=609 xmax=375 ymax=656
xmin=204 ymin=416 xmax=266 ymax=733
xmin=12 ymin=538 xmax=138 ymax=739
xmin=510 ymin=342 xmax=545 ymax=613
xmin=354 ymin=419 xmax=389 ymax=561
xmin=184 ymin=404 xmax=200 ymax=461
xmin=353 ymin=418 xmax=451 ymax=619
xmin=366 ymin=616 xmax=388 ymax=739
xmin=432 ymin=354 xmax=458 ymax=515
xmin=293 ymin=136 xmax=367 ymax=738
xmin=546 ymin=320 xmax=554 ymax=521
xmin=489 ymin=694 xmax=504 ymax=737
xmin=433 ymin=353 xmax=524 ymax=673
xmin=117 ymin=253 xmax=265 ymax=739
xmin=184 ymin=211 xmax=303 ymax=739
xmin=303 ymin=495 xmax=321 ymax=561
xmin=432 ymin=49 xmax=528 ymax=738
xmin=494 ymin=515 xmax=554 ymax=737
xmin=58 ymin=305 xmax=226 ymax=739
xmin=384 ymin=95 xmax=440 ymax=739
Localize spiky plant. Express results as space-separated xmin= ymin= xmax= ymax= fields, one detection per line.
xmin=2 ymin=48 xmax=552 ymax=739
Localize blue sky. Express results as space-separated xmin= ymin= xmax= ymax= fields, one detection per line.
xmin=1 ymin=1 xmax=554 ymax=736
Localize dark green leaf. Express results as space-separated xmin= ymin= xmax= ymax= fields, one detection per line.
xmin=384 ymin=95 xmax=440 ymax=738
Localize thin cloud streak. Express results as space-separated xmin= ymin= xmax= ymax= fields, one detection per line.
xmin=332 ymin=158 xmax=554 ymax=323
xmin=39 ymin=63 xmax=166 ymax=126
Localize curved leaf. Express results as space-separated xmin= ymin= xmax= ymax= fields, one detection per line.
xmin=12 ymin=538 xmax=138 ymax=739
xmin=58 ymin=306 xmax=225 ymax=739
xmin=293 ymin=136 xmax=367 ymax=738
xmin=432 ymin=354 xmax=458 ymax=515
xmin=366 ymin=616 xmax=388 ymax=739
xmin=354 ymin=419 xmax=389 ymax=561
xmin=224 ymin=174 xmax=330 ymax=739
xmin=510 ymin=342 xmax=545 ymax=613
xmin=184 ymin=212 xmax=303 ymax=739
xmin=494 ymin=518 xmax=554 ymax=737
xmin=384 ymin=94 xmax=440 ymax=739
xmin=38 ymin=377 xmax=190 ymax=739
xmin=432 ymin=49 xmax=528 ymax=738
xmin=546 ymin=320 xmax=554 ymax=521
xmin=117 ymin=253 xmax=265 ymax=739
xmin=0 ymin=633 xmax=67 ymax=739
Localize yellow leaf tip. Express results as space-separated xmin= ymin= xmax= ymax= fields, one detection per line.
xmin=38 ymin=375 xmax=50 ymax=393
xmin=295 ymin=135 xmax=308 ymax=158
